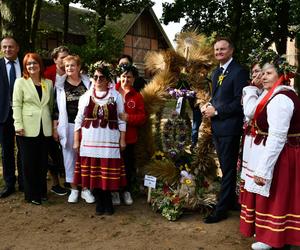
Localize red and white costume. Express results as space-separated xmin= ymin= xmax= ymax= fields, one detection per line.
xmin=73 ymin=87 xmax=127 ymax=190
xmin=240 ymin=86 xmax=266 ymax=182
xmin=240 ymin=85 xmax=300 ymax=248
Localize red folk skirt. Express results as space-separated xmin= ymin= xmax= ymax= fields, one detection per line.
xmin=73 ymin=155 xmax=127 ymax=191
xmin=240 ymin=145 xmax=300 ymax=248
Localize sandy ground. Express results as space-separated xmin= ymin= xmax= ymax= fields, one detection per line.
xmin=0 ymin=184 xmax=256 ymax=250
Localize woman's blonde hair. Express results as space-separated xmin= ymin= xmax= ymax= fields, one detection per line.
xmin=63 ymin=55 xmax=81 ymax=67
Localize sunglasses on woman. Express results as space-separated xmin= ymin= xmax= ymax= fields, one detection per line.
xmin=93 ymin=75 xmax=106 ymax=81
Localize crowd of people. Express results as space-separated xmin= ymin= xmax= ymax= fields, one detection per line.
xmin=0 ymin=35 xmax=299 ymax=249
xmin=0 ymin=36 xmax=146 ymax=211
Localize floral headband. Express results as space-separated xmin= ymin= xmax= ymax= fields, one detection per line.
xmin=89 ymin=61 xmax=112 ymax=80
xmin=248 ymin=48 xmax=296 ymax=77
xmin=115 ymin=63 xmax=139 ymax=77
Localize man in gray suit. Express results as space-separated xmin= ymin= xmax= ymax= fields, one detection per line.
xmin=0 ymin=36 xmax=23 ymax=198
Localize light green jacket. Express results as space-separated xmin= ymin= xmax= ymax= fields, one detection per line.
xmin=13 ymin=77 xmax=54 ymax=137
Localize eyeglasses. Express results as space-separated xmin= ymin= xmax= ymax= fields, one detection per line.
xmin=93 ymin=75 xmax=106 ymax=81
xmin=26 ymin=61 xmax=38 ymax=66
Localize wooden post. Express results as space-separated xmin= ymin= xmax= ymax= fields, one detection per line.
xmin=147 ymin=187 xmax=152 ymax=203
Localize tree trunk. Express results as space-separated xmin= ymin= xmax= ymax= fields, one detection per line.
xmin=230 ymin=0 xmax=242 ymax=50
xmin=274 ymin=1 xmax=289 ymax=55
xmin=25 ymin=0 xmax=34 ymax=52
xmin=62 ymin=1 xmax=70 ymax=44
xmin=1 ymin=0 xmax=28 ymax=56
xmin=26 ymin=0 xmax=34 ymax=34
xmin=29 ymin=0 xmax=42 ymax=51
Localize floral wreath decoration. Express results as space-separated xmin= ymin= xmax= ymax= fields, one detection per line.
xmin=148 ymin=148 xmax=214 ymax=221
xmin=162 ymin=112 xmax=191 ymax=159
xmin=115 ymin=63 xmax=139 ymax=77
xmin=142 ymin=30 xmax=220 ymax=221
xmin=88 ymin=61 xmax=113 ymax=80
xmin=248 ymin=48 xmax=297 ymax=78
xmin=147 ymin=110 xmax=216 ymax=221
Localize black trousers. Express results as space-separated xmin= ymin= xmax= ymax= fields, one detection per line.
xmin=17 ymin=132 xmax=49 ymax=202
xmin=0 ymin=109 xmax=23 ymax=190
xmin=213 ymin=134 xmax=241 ymax=212
xmin=122 ymin=143 xmax=136 ymax=192
xmin=48 ymin=137 xmax=64 ymax=176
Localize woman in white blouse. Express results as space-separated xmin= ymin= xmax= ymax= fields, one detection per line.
xmin=240 ymin=54 xmax=300 ymax=250
xmin=73 ymin=62 xmax=126 ymax=215
xmin=240 ymin=61 xmax=265 ymax=183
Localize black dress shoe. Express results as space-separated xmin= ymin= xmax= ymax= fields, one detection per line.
xmin=95 ymin=201 xmax=105 ymax=216
xmin=204 ymin=210 xmax=228 ymax=224
xmin=0 ymin=187 xmax=16 ymax=198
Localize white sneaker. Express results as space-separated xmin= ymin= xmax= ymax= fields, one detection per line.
xmin=112 ymin=192 xmax=121 ymax=206
xmin=122 ymin=191 xmax=133 ymax=205
xmin=81 ymin=189 xmax=95 ymax=204
xmin=251 ymin=242 xmax=272 ymax=250
xmin=68 ymin=189 xmax=79 ymax=203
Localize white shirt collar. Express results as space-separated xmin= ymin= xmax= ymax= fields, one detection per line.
xmin=220 ymin=57 xmax=233 ymax=73
xmin=4 ymin=57 xmax=19 ymax=64
xmin=4 ymin=57 xmax=21 ymax=78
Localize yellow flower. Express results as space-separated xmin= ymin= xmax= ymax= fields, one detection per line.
xmin=184 ymin=179 xmax=192 ymax=185
xmin=152 ymin=150 xmax=166 ymax=160
xmin=218 ymin=74 xmax=226 ymax=86
xmin=41 ymin=81 xmax=47 ymax=91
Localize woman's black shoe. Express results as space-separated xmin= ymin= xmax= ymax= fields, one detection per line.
xmin=31 ymin=200 xmax=41 ymax=205
xmin=104 ymin=191 xmax=114 ymax=215
xmin=95 ymin=189 xmax=105 ymax=216
xmin=96 ymin=201 xmax=105 ymax=215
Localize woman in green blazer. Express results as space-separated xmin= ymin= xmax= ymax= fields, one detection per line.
xmin=13 ymin=52 xmax=53 ymax=205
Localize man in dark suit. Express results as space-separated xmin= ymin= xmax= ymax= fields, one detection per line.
xmin=201 ymin=37 xmax=248 ymax=223
xmin=0 ymin=36 xmax=23 ymax=198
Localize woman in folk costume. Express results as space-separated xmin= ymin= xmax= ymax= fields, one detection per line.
xmin=73 ymin=62 xmax=126 ymax=215
xmin=240 ymin=50 xmax=266 ymax=195
xmin=239 ymin=51 xmax=300 ymax=250
xmin=52 ymin=55 xmax=94 ymax=203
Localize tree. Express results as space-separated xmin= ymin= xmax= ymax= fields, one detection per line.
xmin=79 ymin=0 xmax=153 ymax=46
xmin=67 ymin=26 xmax=124 ymax=66
xmin=49 ymin=0 xmax=79 ymax=43
xmin=1 ymin=0 xmax=42 ymax=55
xmin=162 ymin=0 xmax=300 ymax=63
xmin=29 ymin=0 xmax=43 ymax=50
xmin=1 ymin=0 xmax=27 ymax=53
